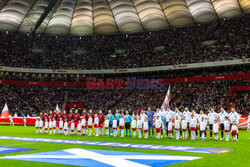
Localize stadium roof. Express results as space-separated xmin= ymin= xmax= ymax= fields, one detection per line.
xmin=0 ymin=0 xmax=249 ymax=35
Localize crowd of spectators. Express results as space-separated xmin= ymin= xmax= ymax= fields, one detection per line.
xmin=0 ymin=85 xmax=65 ymax=115
xmin=1 ymin=79 xmax=248 ymax=116
xmin=231 ymin=91 xmax=249 ymax=115
xmin=0 ymin=15 xmax=248 ymax=116
xmin=0 ymin=16 xmax=249 ymax=70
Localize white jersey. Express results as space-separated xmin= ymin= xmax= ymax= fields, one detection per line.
xmin=160 ymin=111 xmax=166 ymax=118
xmin=194 ymin=113 xmax=199 ymax=122
xmin=88 ymin=117 xmax=93 ymax=126
xmin=168 ymin=122 xmax=173 ymax=131
xmin=213 ymin=123 xmax=219 ymax=133
xmin=200 ymin=121 xmax=206 ymax=131
xmin=174 ymin=119 xmax=180 ymax=129
xmin=39 ymin=120 xmax=43 ymax=127
xmin=224 ymin=120 xmax=230 ymax=131
xmin=190 ymin=118 xmax=197 ymax=127
xmin=112 ymin=120 xmax=117 ymax=128
xmin=131 ymin=119 xmax=137 ymax=129
xmin=165 ymin=110 xmax=174 ymax=122
xmin=49 ymin=121 xmax=53 ymax=128
xmin=219 ymin=111 xmax=228 ymax=123
xmin=70 ymin=122 xmax=75 ymax=130
xmin=181 ymin=119 xmax=187 ymax=130
xmin=175 ymin=112 xmax=183 ymax=120
xmin=44 ymin=121 xmax=49 ymax=128
xmin=81 ymin=118 xmax=86 ymax=126
xmin=119 ymin=118 xmax=125 ymax=126
xmin=77 ymin=123 xmax=82 ymax=130
xmin=141 ymin=113 xmax=147 ymax=122
xmin=64 ymin=122 xmax=68 ymax=129
xmin=143 ymin=121 xmax=148 ymax=130
xmin=208 ymin=112 xmax=218 ymax=124
xmin=94 ymin=117 xmax=99 ymax=125
xmin=35 ymin=120 xmax=39 ymax=127
xmin=231 ymin=125 xmax=238 ymax=133
xmin=155 ymin=119 xmax=161 ymax=129
xmin=23 ymin=117 xmax=26 ymax=122
xmin=154 ymin=112 xmax=161 ymax=120
xmin=183 ymin=110 xmax=191 ymax=123
xmin=137 ymin=119 xmax=143 ymax=129
xmin=104 ymin=120 xmax=109 ymax=128
xmin=169 ymin=110 xmax=175 ymax=119
xmin=192 ymin=113 xmax=197 ymax=123
xmin=52 ymin=120 xmax=56 ymax=128
xmin=59 ymin=120 xmax=63 ymax=128
xmin=199 ymin=114 xmax=207 ymax=124
xmin=229 ymin=112 xmax=239 ymax=124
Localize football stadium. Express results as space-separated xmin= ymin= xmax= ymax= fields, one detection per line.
xmin=0 ymin=0 xmax=249 ymax=167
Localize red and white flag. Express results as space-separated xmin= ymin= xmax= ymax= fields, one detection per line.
xmin=55 ymin=104 xmax=60 ymax=114
xmin=1 ymin=103 xmax=9 ymax=118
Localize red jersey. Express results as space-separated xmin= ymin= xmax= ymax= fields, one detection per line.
xmin=57 ymin=113 xmax=63 ymax=121
xmin=68 ymin=113 xmax=74 ymax=121
xmin=82 ymin=113 xmax=89 ymax=120
xmin=52 ymin=113 xmax=57 ymax=120
xmin=43 ymin=115 xmax=49 ymax=121
xmin=74 ymin=113 xmax=81 ymax=122
xmin=39 ymin=114 xmax=44 ymax=121
xmin=48 ymin=114 xmax=52 ymax=121
xmin=62 ymin=114 xmax=68 ymax=121
xmin=98 ymin=113 xmax=105 ymax=123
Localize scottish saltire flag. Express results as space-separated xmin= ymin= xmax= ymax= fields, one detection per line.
xmin=0 ymin=148 xmax=201 ymax=167
xmin=160 ymin=85 xmax=171 ymax=112
xmin=0 ymin=103 xmax=9 ymax=118
xmin=0 ymin=136 xmax=234 ymax=154
xmin=0 ymin=146 xmax=36 ymax=154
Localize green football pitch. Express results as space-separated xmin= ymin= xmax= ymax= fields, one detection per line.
xmin=0 ymin=126 xmax=249 ymax=167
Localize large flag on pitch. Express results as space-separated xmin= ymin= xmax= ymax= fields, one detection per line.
xmin=160 ymin=85 xmax=171 ymax=112
xmin=0 ymin=103 xmax=9 ymax=118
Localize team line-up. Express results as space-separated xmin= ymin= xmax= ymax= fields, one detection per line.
xmin=32 ymin=107 xmax=242 ymax=141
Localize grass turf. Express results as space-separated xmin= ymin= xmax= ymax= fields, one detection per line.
xmin=0 ymin=126 xmax=249 ymax=167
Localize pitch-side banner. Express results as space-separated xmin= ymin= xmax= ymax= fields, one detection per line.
xmin=0 ymin=58 xmax=249 ymax=74
xmin=0 ymin=73 xmax=249 ymax=87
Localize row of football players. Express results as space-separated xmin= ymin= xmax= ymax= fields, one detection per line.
xmin=35 ymin=112 xmax=239 ymax=141
xmin=156 ymin=107 xmax=239 ymax=140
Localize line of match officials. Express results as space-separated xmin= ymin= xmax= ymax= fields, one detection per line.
xmin=35 ymin=107 xmax=240 ymax=141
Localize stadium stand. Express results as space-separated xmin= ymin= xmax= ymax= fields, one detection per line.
xmin=0 ymin=16 xmax=249 ymax=70
xmin=0 ymin=78 xmax=249 ymax=116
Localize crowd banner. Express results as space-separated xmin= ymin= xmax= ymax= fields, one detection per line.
xmin=0 ymin=58 xmax=249 ymax=74
xmin=227 ymin=86 xmax=250 ymax=96
xmin=0 ymin=73 xmax=249 ymax=87
xmin=64 ymin=104 xmax=84 ymax=111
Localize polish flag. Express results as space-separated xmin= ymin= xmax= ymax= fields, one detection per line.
xmin=1 ymin=103 xmax=9 ymax=118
